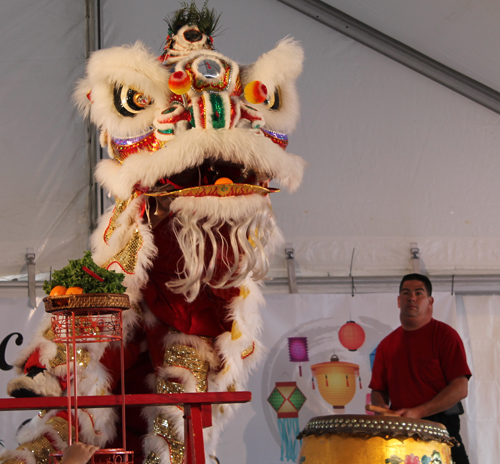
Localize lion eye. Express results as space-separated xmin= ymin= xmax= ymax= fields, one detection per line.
xmin=266 ymin=86 xmax=281 ymax=111
xmin=184 ymin=29 xmax=203 ymax=43
xmin=113 ymin=85 xmax=152 ymax=117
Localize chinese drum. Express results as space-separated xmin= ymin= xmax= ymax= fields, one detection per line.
xmin=297 ymin=415 xmax=454 ymax=464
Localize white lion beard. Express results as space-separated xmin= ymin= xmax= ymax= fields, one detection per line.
xmin=167 ymin=194 xmax=282 ymax=302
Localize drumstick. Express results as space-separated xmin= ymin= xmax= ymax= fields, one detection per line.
xmin=365 ymin=404 xmax=401 ymax=416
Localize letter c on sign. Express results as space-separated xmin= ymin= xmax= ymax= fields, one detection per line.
xmin=0 ymin=333 xmax=23 ymax=371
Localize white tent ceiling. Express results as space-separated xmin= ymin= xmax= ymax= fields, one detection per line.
xmin=323 ymin=0 xmax=500 ymax=93
xmin=0 ymin=1 xmax=89 ymax=279
xmin=2 ymin=0 xmax=500 ymax=288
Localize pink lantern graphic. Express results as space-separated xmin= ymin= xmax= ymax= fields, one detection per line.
xmin=288 ymin=337 xmax=309 ymax=376
xmin=339 ymin=320 xmax=365 ymax=351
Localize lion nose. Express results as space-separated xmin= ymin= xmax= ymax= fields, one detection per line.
xmin=184 ymin=29 xmax=203 ymax=43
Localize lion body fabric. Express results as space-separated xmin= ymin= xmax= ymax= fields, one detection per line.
xmin=1 ymin=18 xmax=304 ymax=464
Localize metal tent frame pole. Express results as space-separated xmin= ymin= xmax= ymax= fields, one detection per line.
xmin=277 ymin=0 xmax=500 ymax=115
xmin=84 ymin=0 xmax=104 ymax=231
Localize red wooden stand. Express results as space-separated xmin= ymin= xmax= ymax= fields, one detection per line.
xmin=0 ymin=295 xmax=252 ymax=464
xmin=0 ymin=299 xmax=251 ymax=464
xmin=0 ymin=392 xmax=251 ymax=464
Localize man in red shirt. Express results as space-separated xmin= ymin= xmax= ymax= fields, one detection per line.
xmin=369 ymin=273 xmax=471 ymax=464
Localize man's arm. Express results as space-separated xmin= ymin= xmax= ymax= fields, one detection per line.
xmin=371 ymin=390 xmax=390 ymax=409
xmin=395 ymin=376 xmax=468 ymax=419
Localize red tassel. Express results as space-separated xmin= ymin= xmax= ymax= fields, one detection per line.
xmin=325 ymin=374 xmax=329 ymax=387
xmin=346 ymin=375 xmax=349 ymax=387
xmin=299 ymin=365 xmax=302 ymax=377
xmin=82 ymin=266 xmax=104 ymax=282
xmin=359 ymin=376 xmax=362 ymax=389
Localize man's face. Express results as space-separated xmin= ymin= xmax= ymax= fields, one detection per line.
xmin=398 ymin=279 xmax=434 ymax=329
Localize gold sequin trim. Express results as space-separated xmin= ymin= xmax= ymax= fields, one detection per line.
xmin=153 ymin=415 xmax=185 ymax=464
xmin=46 ymin=415 xmax=75 ymax=444
xmin=241 ymin=342 xmax=255 ymax=359
xmin=157 ymin=378 xmax=185 ymax=394
xmin=3 ymin=460 xmax=26 ymax=464
xmin=144 ymin=451 xmax=161 ymax=464
xmin=131 ymin=303 xmax=143 ymax=318
xmin=239 ymin=286 xmax=250 ymax=299
xmin=18 ymin=436 xmax=55 ymax=464
xmin=163 ymin=344 xmax=209 ymax=393
xmin=231 ymin=321 xmax=242 ymax=340
xmin=102 ymin=229 xmax=143 ymax=275
xmin=48 ymin=344 xmax=90 ymax=369
xmin=104 ymin=193 xmax=140 ymax=243
xmin=156 ymin=378 xmax=184 ymax=412
xmin=44 ymin=327 xmax=91 ymax=370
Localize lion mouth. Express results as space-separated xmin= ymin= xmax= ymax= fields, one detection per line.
xmin=135 ymin=159 xmax=277 ymax=197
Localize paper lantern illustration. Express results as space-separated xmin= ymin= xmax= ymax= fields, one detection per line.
xmin=339 ymin=320 xmax=365 ymax=351
xmin=267 ymin=381 xmax=307 ymax=462
xmin=311 ymin=355 xmax=360 ymax=413
xmin=370 ymin=345 xmax=377 ymax=370
xmin=288 ymin=337 xmax=309 ymax=376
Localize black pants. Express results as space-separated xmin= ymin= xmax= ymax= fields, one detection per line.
xmin=424 ymin=413 xmax=469 ymax=464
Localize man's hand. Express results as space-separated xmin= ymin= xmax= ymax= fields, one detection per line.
xmin=394 ymin=407 xmax=423 ymax=419
xmin=371 ymin=390 xmax=390 ymax=412
xmin=62 ymin=442 xmax=99 ymax=464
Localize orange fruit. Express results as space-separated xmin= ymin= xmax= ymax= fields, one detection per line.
xmin=215 ymin=177 xmax=233 ymax=185
xmin=50 ymin=286 xmax=67 ymax=296
xmin=66 ymin=287 xmax=84 ymax=295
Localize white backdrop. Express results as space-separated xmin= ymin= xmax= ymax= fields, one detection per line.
xmin=0 ymin=293 xmax=480 ymax=464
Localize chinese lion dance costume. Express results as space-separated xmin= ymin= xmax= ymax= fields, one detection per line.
xmin=1 ymin=3 xmax=304 ymax=464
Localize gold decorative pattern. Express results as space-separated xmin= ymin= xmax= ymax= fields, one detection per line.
xmin=144 ymin=451 xmax=161 ymax=464
xmin=131 ymin=303 xmax=143 ymax=317
xmin=104 ymin=193 xmax=140 ymax=243
xmin=48 ymin=344 xmax=90 ymax=369
xmin=239 ymin=286 xmax=250 ymax=299
xmin=153 ymin=415 xmax=185 ymax=464
xmin=231 ymin=321 xmax=242 ymax=340
xmin=241 ymin=342 xmax=255 ymax=359
xmin=163 ymin=344 xmax=210 ymax=393
xmin=157 ymin=378 xmax=185 ymax=394
xmin=18 ymin=435 xmax=56 ymax=464
xmin=102 ymin=229 xmax=144 ymax=275
xmin=44 ymin=322 xmax=94 ymax=370
xmin=46 ymin=415 xmax=75 ymax=444
xmin=144 ymin=183 xmax=279 ymax=198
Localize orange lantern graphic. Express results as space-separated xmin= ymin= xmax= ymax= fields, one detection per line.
xmin=311 ymin=355 xmax=360 ymax=413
